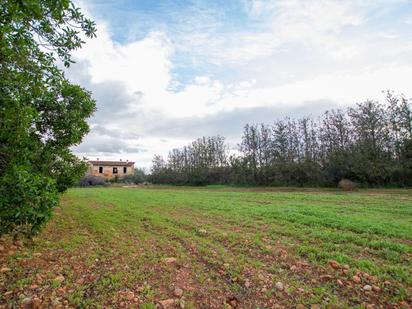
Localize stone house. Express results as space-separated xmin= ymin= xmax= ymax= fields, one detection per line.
xmin=88 ymin=160 xmax=135 ymax=179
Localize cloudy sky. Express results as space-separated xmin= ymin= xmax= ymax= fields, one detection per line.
xmin=68 ymin=0 xmax=412 ymax=169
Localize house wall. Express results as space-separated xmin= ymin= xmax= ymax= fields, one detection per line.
xmin=90 ymin=164 xmax=135 ymax=179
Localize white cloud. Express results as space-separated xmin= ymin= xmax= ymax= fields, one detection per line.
xmin=75 ymin=28 xmax=172 ymax=95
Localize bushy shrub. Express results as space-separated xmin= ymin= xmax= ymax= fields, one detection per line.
xmin=0 ymin=167 xmax=59 ymax=237
xmin=49 ymin=153 xmax=89 ymax=192
xmin=338 ymin=179 xmax=357 ymax=191
xmin=79 ymin=175 xmax=106 ymax=187
xmin=119 ymin=169 xmax=147 ymax=184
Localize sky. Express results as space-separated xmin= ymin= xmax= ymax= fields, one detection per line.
xmin=68 ymin=0 xmax=412 ymax=169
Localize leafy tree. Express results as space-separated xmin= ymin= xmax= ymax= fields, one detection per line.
xmin=385 ymin=91 xmax=412 ymax=184
xmin=349 ymin=100 xmax=392 ymax=184
xmin=0 ymin=1 xmax=96 ymax=236
xmin=320 ymin=109 xmax=352 ymax=183
xmin=150 ymin=137 xmax=229 ymax=185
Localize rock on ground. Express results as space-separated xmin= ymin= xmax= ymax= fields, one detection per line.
xmin=159 ymin=299 xmax=175 ymax=308
xmin=174 ymin=287 xmax=183 ymax=297
xmin=275 ymin=281 xmax=284 ymax=291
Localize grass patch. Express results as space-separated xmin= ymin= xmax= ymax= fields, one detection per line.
xmin=1 ymin=186 xmax=411 ymax=307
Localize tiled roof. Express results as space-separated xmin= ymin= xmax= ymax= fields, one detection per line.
xmin=89 ymin=161 xmax=135 ymax=167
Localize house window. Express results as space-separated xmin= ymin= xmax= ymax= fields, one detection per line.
xmin=123 ymin=167 xmax=127 ymax=173
xmin=113 ymin=167 xmax=118 ymax=174
xmin=99 ymin=166 xmax=103 ymax=173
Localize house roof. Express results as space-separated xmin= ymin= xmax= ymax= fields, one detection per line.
xmin=89 ymin=160 xmax=135 ymax=167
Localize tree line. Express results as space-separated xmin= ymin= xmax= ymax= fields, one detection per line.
xmin=150 ymin=92 xmax=412 ymax=187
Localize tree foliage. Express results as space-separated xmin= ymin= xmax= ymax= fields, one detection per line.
xmin=150 ymin=92 xmax=412 ymax=187
xmin=0 ymin=0 xmax=96 ymax=236
xmin=150 ymin=136 xmax=229 ymax=185
xmin=119 ymin=168 xmax=147 ymax=184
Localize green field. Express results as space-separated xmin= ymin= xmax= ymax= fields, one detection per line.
xmin=1 ymin=187 xmax=412 ymax=308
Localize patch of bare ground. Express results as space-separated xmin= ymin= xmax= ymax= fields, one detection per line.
xmin=1 ymin=231 xmax=410 ymax=309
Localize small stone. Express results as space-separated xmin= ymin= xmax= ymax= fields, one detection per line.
xmin=244 ymin=279 xmax=251 ymax=288
xmin=366 ymin=305 xmax=374 ymax=309
xmin=275 ymin=281 xmax=284 ymax=291
xmin=198 ymin=229 xmax=208 ymax=235
xmin=57 ymin=287 xmax=66 ymax=296
xmin=329 ymin=260 xmax=340 ymax=269
xmin=125 ymin=291 xmax=134 ymax=300
xmin=337 ymin=279 xmax=344 ymax=287
xmin=299 ymin=261 xmax=309 ymax=268
xmin=279 ymin=249 xmax=288 ymax=258
xmin=342 ymin=264 xmax=349 ymax=270
xmin=164 ymin=257 xmax=177 ymax=264
xmin=174 ymin=287 xmax=183 ymax=297
xmin=159 ymin=299 xmax=175 ymax=308
xmin=261 ymin=287 xmax=267 ymax=293
xmin=290 ymin=265 xmax=298 ymax=271
xmin=15 ymin=240 xmax=24 ymax=247
xmin=311 ymin=305 xmax=320 ymax=309
xmin=33 ymin=253 xmax=42 ymax=257
xmin=229 ymin=299 xmax=237 ymax=307
xmin=51 ymin=297 xmax=61 ymax=308
xmin=21 ymin=297 xmax=33 ymax=309
xmin=1 ymin=267 xmax=11 ymax=273
xmin=372 ymin=285 xmax=381 ymax=292
xmin=32 ymin=297 xmax=41 ymax=309
xmin=352 ymin=275 xmax=361 ymax=284
xmin=0 ymin=245 xmax=4 ymax=252
xmin=54 ymin=275 xmax=65 ymax=283
xmin=296 ymin=305 xmax=305 ymax=309
xmin=363 ymin=284 xmax=372 ymax=291
xmin=76 ymin=278 xmax=85 ymax=285
xmin=29 ymin=284 xmax=39 ymax=290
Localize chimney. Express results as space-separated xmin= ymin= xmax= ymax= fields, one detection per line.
xmin=97 ymin=158 xmax=99 ymax=161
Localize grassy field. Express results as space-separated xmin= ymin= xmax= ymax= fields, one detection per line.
xmin=1 ymin=186 xmax=412 ymax=308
